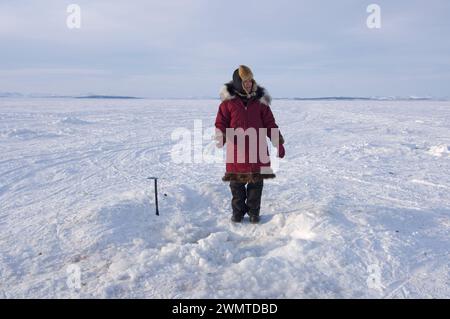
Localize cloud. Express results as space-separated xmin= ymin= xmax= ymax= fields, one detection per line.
xmin=0 ymin=68 xmax=110 ymax=76
xmin=0 ymin=0 xmax=449 ymax=97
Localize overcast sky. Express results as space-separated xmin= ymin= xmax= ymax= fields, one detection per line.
xmin=0 ymin=0 xmax=449 ymax=98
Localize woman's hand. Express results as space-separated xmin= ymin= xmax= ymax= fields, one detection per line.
xmin=214 ymin=130 xmax=226 ymax=148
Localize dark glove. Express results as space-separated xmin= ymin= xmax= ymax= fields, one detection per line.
xmin=277 ymin=143 xmax=285 ymax=158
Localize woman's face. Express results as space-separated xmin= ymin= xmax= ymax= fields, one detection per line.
xmin=243 ymin=79 xmax=253 ymax=93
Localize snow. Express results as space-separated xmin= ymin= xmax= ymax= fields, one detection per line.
xmin=427 ymin=144 xmax=450 ymax=157
xmin=0 ymin=98 xmax=449 ymax=298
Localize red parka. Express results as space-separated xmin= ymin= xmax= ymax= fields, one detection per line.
xmin=215 ymin=82 xmax=284 ymax=183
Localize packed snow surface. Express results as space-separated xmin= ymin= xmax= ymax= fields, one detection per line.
xmin=0 ymin=98 xmax=449 ymax=298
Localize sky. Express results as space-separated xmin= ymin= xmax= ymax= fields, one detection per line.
xmin=0 ymin=0 xmax=449 ymax=98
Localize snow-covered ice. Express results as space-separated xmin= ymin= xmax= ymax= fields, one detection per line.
xmin=0 ymin=98 xmax=449 ymax=298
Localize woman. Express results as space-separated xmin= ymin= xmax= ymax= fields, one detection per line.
xmin=215 ymin=65 xmax=285 ymax=223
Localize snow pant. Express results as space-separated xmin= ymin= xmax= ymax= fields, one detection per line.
xmin=229 ymin=180 xmax=264 ymax=218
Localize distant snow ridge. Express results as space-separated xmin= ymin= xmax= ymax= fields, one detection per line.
xmin=427 ymin=144 xmax=450 ymax=157
xmin=59 ymin=117 xmax=91 ymax=125
xmin=1 ymin=128 xmax=61 ymax=139
xmin=288 ymin=96 xmax=444 ymax=101
xmin=4 ymin=128 xmax=37 ymax=139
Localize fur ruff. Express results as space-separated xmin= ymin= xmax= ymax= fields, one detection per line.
xmin=219 ymin=82 xmax=272 ymax=106
xmin=222 ymin=172 xmax=276 ymax=183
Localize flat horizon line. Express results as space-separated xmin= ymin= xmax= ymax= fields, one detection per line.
xmin=0 ymin=92 xmax=448 ymax=101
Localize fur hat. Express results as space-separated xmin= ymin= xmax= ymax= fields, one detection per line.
xmin=232 ymin=65 xmax=255 ymax=95
xmin=237 ymin=65 xmax=253 ymax=81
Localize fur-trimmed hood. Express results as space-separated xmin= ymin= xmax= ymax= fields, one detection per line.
xmin=219 ymin=81 xmax=272 ymax=106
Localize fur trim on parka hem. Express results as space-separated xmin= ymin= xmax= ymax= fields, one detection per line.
xmin=222 ymin=172 xmax=276 ymax=183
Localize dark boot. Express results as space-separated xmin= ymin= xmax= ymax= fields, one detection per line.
xmin=231 ymin=214 xmax=243 ymax=223
xmin=246 ymin=180 xmax=264 ymax=221
xmin=229 ymin=181 xmax=247 ymax=221
xmin=249 ymin=215 xmax=261 ymax=224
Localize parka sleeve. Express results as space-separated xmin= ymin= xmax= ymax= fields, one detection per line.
xmin=214 ymin=101 xmax=231 ymax=147
xmin=261 ymin=104 xmax=285 ymax=145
